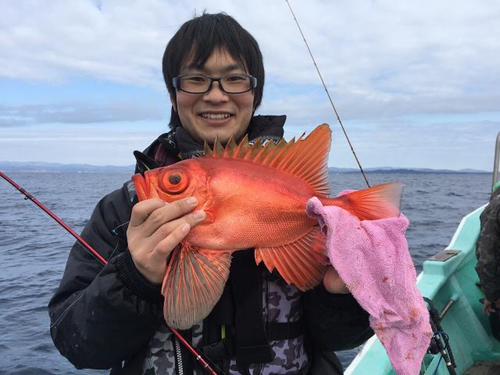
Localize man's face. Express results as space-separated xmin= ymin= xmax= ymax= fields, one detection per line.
xmin=172 ymin=49 xmax=255 ymax=144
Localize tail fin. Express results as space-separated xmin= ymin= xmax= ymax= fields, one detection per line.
xmin=323 ymin=182 xmax=403 ymax=220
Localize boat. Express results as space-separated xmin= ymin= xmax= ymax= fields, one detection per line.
xmin=345 ymin=132 xmax=500 ymax=375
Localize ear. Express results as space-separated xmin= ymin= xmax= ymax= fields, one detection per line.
xmin=170 ymin=93 xmax=177 ymax=112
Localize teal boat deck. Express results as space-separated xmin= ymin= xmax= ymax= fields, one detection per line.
xmin=464 ymin=361 xmax=500 ymax=375
xmin=346 ymin=205 xmax=500 ymax=375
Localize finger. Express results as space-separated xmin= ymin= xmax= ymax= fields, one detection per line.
xmin=142 ymin=197 xmax=200 ymax=238
xmin=325 ymin=265 xmax=337 ymax=275
xmin=483 ymin=303 xmax=492 ymax=315
xmin=149 ymin=210 xmax=206 ymax=245
xmin=323 ymin=266 xmax=349 ymax=294
xmin=151 ymin=223 xmax=191 ymax=262
xmin=129 ymin=198 xmax=166 ymax=228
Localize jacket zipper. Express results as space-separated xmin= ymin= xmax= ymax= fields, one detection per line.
xmin=174 ymin=336 xmax=184 ymax=375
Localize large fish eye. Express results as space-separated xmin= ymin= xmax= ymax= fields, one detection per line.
xmin=160 ymin=169 xmax=189 ymax=194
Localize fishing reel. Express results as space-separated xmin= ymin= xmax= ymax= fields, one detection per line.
xmin=424 ymin=297 xmax=457 ymax=375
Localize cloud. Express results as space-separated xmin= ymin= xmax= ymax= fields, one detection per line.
xmin=0 ymin=102 xmax=166 ymax=126
xmin=2 ymin=1 xmax=499 ymax=98
xmin=0 ymin=126 xmax=161 ymax=165
xmin=1 ymin=0 xmax=499 ymax=170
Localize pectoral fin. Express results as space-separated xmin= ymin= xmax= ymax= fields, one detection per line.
xmin=162 ymin=244 xmax=232 ymax=329
xmin=255 ymin=226 xmax=327 ymax=291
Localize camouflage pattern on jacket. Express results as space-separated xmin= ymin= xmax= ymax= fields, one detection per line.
xmin=476 ymin=188 xmax=500 ymax=302
xmin=227 ymin=271 xmax=308 ymax=375
xmin=142 ymin=322 xmax=204 ymax=375
xmin=142 ymin=269 xmax=308 ymax=375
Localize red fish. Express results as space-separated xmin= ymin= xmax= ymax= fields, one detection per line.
xmin=132 ymin=124 xmax=403 ymax=329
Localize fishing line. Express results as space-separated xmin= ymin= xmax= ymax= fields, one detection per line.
xmin=284 ymin=0 xmax=371 ymax=188
xmin=49 ymin=293 xmax=86 ymax=330
xmin=93 ymin=222 xmax=132 ymax=263
xmin=111 ymin=220 xmax=130 ymax=236
xmin=432 ymin=356 xmax=443 ymax=375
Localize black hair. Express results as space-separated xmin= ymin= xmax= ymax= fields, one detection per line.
xmin=162 ymin=12 xmax=265 ymax=129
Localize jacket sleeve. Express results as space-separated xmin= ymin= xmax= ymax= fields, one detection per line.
xmin=475 ymin=196 xmax=500 ymax=302
xmin=303 ymin=285 xmax=374 ymax=351
xmin=48 ymin=183 xmax=164 ymax=369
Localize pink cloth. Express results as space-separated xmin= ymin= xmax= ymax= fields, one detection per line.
xmin=306 ymin=195 xmax=433 ymax=375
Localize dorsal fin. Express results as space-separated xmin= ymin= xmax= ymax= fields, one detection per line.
xmin=203 ymin=124 xmax=332 ymax=195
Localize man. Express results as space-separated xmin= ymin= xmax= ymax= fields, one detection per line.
xmin=49 ymin=13 xmax=373 ymax=374
xmin=476 ymin=181 xmax=500 ymax=341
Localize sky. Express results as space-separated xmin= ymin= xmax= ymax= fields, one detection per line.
xmin=1 ymin=0 xmax=499 ymax=171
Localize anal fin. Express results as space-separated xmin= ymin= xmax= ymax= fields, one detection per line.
xmin=162 ymin=244 xmax=233 ymax=329
xmin=255 ymin=226 xmax=327 ymax=291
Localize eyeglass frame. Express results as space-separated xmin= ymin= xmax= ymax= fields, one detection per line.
xmin=172 ymin=73 xmax=258 ymax=94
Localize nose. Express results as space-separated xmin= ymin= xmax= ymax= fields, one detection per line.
xmin=203 ymin=81 xmax=228 ymax=103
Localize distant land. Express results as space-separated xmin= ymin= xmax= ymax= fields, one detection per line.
xmin=329 ymin=166 xmax=490 ymax=174
xmin=0 ymin=161 xmax=134 ymax=173
xmin=0 ymin=161 xmax=490 ymax=174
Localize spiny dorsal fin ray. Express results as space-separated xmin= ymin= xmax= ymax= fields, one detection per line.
xmin=223 ymin=136 xmax=238 ymax=158
xmin=203 ymin=124 xmax=331 ymax=196
xmin=214 ymin=135 xmax=224 ymax=156
xmin=269 ymin=138 xmax=295 ymax=169
xmin=253 ymin=139 xmax=276 ymax=164
xmin=235 ymin=135 xmax=250 ymax=159
xmin=245 ymin=138 xmax=263 ymax=160
xmin=204 ymin=141 xmax=212 ymax=156
xmin=261 ymin=138 xmax=286 ymax=165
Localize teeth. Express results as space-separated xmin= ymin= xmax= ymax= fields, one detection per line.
xmin=201 ymin=113 xmax=231 ymax=120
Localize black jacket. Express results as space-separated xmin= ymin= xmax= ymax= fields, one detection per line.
xmin=476 ymin=187 xmax=500 ymax=302
xmin=48 ymin=115 xmax=373 ymax=374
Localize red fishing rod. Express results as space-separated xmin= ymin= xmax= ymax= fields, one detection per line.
xmin=0 ymin=171 xmax=220 ymax=375
xmin=0 ymin=171 xmax=108 ymax=265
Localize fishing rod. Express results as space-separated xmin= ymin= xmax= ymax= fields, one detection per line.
xmin=424 ymin=297 xmax=457 ymax=375
xmin=0 ymin=171 xmax=107 ymax=265
xmin=285 ymin=0 xmax=371 ymax=188
xmin=0 ymin=171 xmax=221 ymax=375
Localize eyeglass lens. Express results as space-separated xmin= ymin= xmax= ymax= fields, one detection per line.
xmin=179 ymin=75 xmax=252 ymax=94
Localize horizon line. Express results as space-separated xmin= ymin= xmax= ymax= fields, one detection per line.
xmin=0 ymin=160 xmax=491 ymax=173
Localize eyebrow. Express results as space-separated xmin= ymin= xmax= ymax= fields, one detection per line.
xmin=185 ymin=63 xmax=246 ymax=74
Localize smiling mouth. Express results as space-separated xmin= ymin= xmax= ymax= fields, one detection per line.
xmin=199 ymin=113 xmax=233 ymax=120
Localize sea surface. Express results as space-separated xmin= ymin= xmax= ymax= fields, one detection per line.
xmin=0 ymin=171 xmax=493 ymax=374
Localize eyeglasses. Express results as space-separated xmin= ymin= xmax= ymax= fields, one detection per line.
xmin=172 ymin=73 xmax=257 ymax=94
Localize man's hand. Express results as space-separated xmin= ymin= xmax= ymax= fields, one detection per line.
xmin=322 ymin=265 xmax=350 ymax=294
xmin=483 ymin=299 xmax=500 ymax=316
xmin=127 ymin=197 xmax=206 ymax=285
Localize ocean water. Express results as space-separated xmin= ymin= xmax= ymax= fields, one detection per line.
xmin=0 ymin=171 xmax=493 ymax=374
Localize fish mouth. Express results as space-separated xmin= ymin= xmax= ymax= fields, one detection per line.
xmin=131 ymin=172 xmax=150 ymax=201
